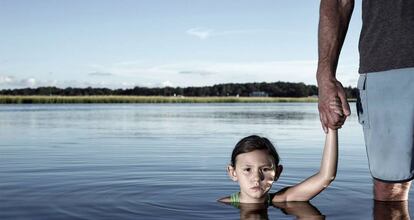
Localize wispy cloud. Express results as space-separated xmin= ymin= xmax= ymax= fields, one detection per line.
xmin=59 ymin=80 xmax=137 ymax=88
xmin=0 ymin=76 xmax=38 ymax=88
xmin=186 ymin=27 xmax=213 ymax=40
xmin=186 ymin=27 xmax=286 ymax=40
xmin=178 ymin=70 xmax=215 ymax=76
xmin=0 ymin=76 xmax=14 ymax=84
xmin=0 ymin=75 xmax=140 ymax=89
xmin=160 ymin=81 xmax=174 ymax=87
xmin=1 ymin=59 xmax=358 ymax=89
xmin=88 ymin=71 xmax=113 ymax=76
xmin=87 ymin=60 xmax=322 ymax=87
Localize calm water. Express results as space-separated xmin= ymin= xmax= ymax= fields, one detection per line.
xmin=0 ymin=103 xmax=412 ymax=219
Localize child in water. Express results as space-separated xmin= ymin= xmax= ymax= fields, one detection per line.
xmin=219 ymin=98 xmax=343 ymax=203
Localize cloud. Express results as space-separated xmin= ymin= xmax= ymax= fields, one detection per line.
xmin=0 ymin=75 xmax=136 ymax=89
xmin=178 ymin=70 xmax=215 ymax=76
xmin=152 ymin=60 xmax=357 ymax=87
xmin=83 ymin=60 xmax=323 ymax=87
xmin=0 ymin=76 xmax=14 ymax=84
xmin=161 ymin=81 xmax=174 ymax=87
xmin=0 ymin=59 xmax=358 ymax=89
xmin=91 ymin=60 xmax=327 ymax=87
xmin=186 ymin=27 xmax=287 ymax=40
xmin=186 ymin=27 xmax=213 ymax=40
xmin=23 ymin=78 xmax=36 ymax=87
xmin=0 ymin=75 xmax=38 ymax=88
xmin=88 ymin=71 xmax=113 ymax=76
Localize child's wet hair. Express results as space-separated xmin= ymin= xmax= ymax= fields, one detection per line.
xmin=231 ymin=135 xmax=280 ymax=167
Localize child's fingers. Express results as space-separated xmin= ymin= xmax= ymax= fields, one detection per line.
xmin=329 ymin=99 xmax=342 ymax=106
xmin=333 ymin=109 xmax=344 ymax=116
xmin=329 ymin=99 xmax=344 ymax=117
xmin=329 ymin=102 xmax=343 ymax=110
xmin=329 ymin=102 xmax=342 ymax=108
xmin=328 ymin=97 xmax=345 ymax=117
xmin=330 ymin=104 xmax=344 ymax=113
xmin=329 ymin=100 xmax=343 ymax=108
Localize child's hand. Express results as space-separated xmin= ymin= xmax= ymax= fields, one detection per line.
xmin=329 ymin=97 xmax=344 ymax=117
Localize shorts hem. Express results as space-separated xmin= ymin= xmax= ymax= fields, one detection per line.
xmin=372 ymin=175 xmax=414 ymax=183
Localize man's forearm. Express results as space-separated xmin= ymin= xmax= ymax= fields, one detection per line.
xmin=317 ymin=0 xmax=354 ymax=83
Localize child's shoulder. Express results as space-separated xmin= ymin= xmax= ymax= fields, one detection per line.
xmin=217 ymin=196 xmax=231 ymax=203
xmin=218 ymin=192 xmax=240 ymax=203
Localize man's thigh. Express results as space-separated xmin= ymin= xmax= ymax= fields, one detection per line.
xmin=374 ymin=179 xmax=412 ymax=201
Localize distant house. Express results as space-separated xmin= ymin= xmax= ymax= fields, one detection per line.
xmin=249 ymin=91 xmax=268 ymax=97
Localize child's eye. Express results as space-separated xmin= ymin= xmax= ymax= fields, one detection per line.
xmin=262 ymin=167 xmax=273 ymax=172
xmin=243 ymin=168 xmax=251 ymax=172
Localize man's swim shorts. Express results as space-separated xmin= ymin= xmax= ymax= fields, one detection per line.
xmin=357 ymin=67 xmax=414 ymax=182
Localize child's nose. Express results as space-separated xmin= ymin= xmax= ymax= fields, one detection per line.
xmin=253 ymin=170 xmax=265 ymax=181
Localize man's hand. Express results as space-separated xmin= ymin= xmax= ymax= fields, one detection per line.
xmin=317 ymin=78 xmax=351 ymax=133
xmin=316 ymin=0 xmax=354 ymax=133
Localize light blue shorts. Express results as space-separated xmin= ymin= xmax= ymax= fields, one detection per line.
xmin=357 ymin=67 xmax=414 ymax=182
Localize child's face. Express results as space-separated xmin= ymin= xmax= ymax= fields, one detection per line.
xmin=228 ymin=149 xmax=282 ymax=203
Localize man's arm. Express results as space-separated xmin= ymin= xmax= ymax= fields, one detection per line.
xmin=316 ymin=0 xmax=354 ymax=133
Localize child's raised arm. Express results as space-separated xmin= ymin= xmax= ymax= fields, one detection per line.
xmin=272 ymin=128 xmax=338 ymax=202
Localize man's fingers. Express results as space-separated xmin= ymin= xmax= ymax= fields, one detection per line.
xmin=326 ymin=120 xmax=341 ymax=130
xmin=337 ymin=86 xmax=351 ymax=116
xmin=340 ymin=96 xmax=351 ymax=116
xmin=342 ymin=100 xmax=351 ymax=116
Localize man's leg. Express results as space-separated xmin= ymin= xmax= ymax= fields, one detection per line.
xmin=356 ymin=69 xmax=414 ymax=201
xmin=374 ymin=179 xmax=412 ymax=201
xmin=373 ymin=200 xmax=410 ymax=220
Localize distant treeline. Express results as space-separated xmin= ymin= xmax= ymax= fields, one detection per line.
xmin=0 ymin=81 xmax=358 ymax=98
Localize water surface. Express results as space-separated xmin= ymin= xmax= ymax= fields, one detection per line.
xmin=0 ymin=103 xmax=412 ymax=219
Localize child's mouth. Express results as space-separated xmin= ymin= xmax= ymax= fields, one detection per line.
xmin=250 ymin=186 xmax=262 ymax=191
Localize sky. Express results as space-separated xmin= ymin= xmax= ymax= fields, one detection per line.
xmin=0 ymin=0 xmax=362 ymax=89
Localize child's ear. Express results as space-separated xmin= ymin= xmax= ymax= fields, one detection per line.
xmin=274 ymin=165 xmax=283 ymax=181
xmin=227 ymin=165 xmax=238 ymax=181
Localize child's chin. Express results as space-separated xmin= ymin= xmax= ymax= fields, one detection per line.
xmin=248 ymin=192 xmax=266 ymax=199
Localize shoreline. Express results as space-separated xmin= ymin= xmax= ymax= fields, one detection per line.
xmin=0 ymin=95 xmax=356 ymax=104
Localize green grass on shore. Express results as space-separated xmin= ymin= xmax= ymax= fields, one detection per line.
xmin=0 ymin=95 xmax=326 ymax=104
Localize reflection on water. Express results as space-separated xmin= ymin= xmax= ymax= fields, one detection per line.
xmin=374 ymin=201 xmax=411 ymax=220
xmin=222 ymin=201 xmax=325 ymax=220
xmin=274 ymin=202 xmax=324 ymax=220
xmin=0 ymin=103 xmax=414 ymax=219
xmin=222 ymin=200 xmax=412 ymax=220
xmin=214 ymin=110 xmax=311 ymax=120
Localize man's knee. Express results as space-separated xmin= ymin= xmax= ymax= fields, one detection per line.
xmin=374 ymin=179 xmax=412 ymax=201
